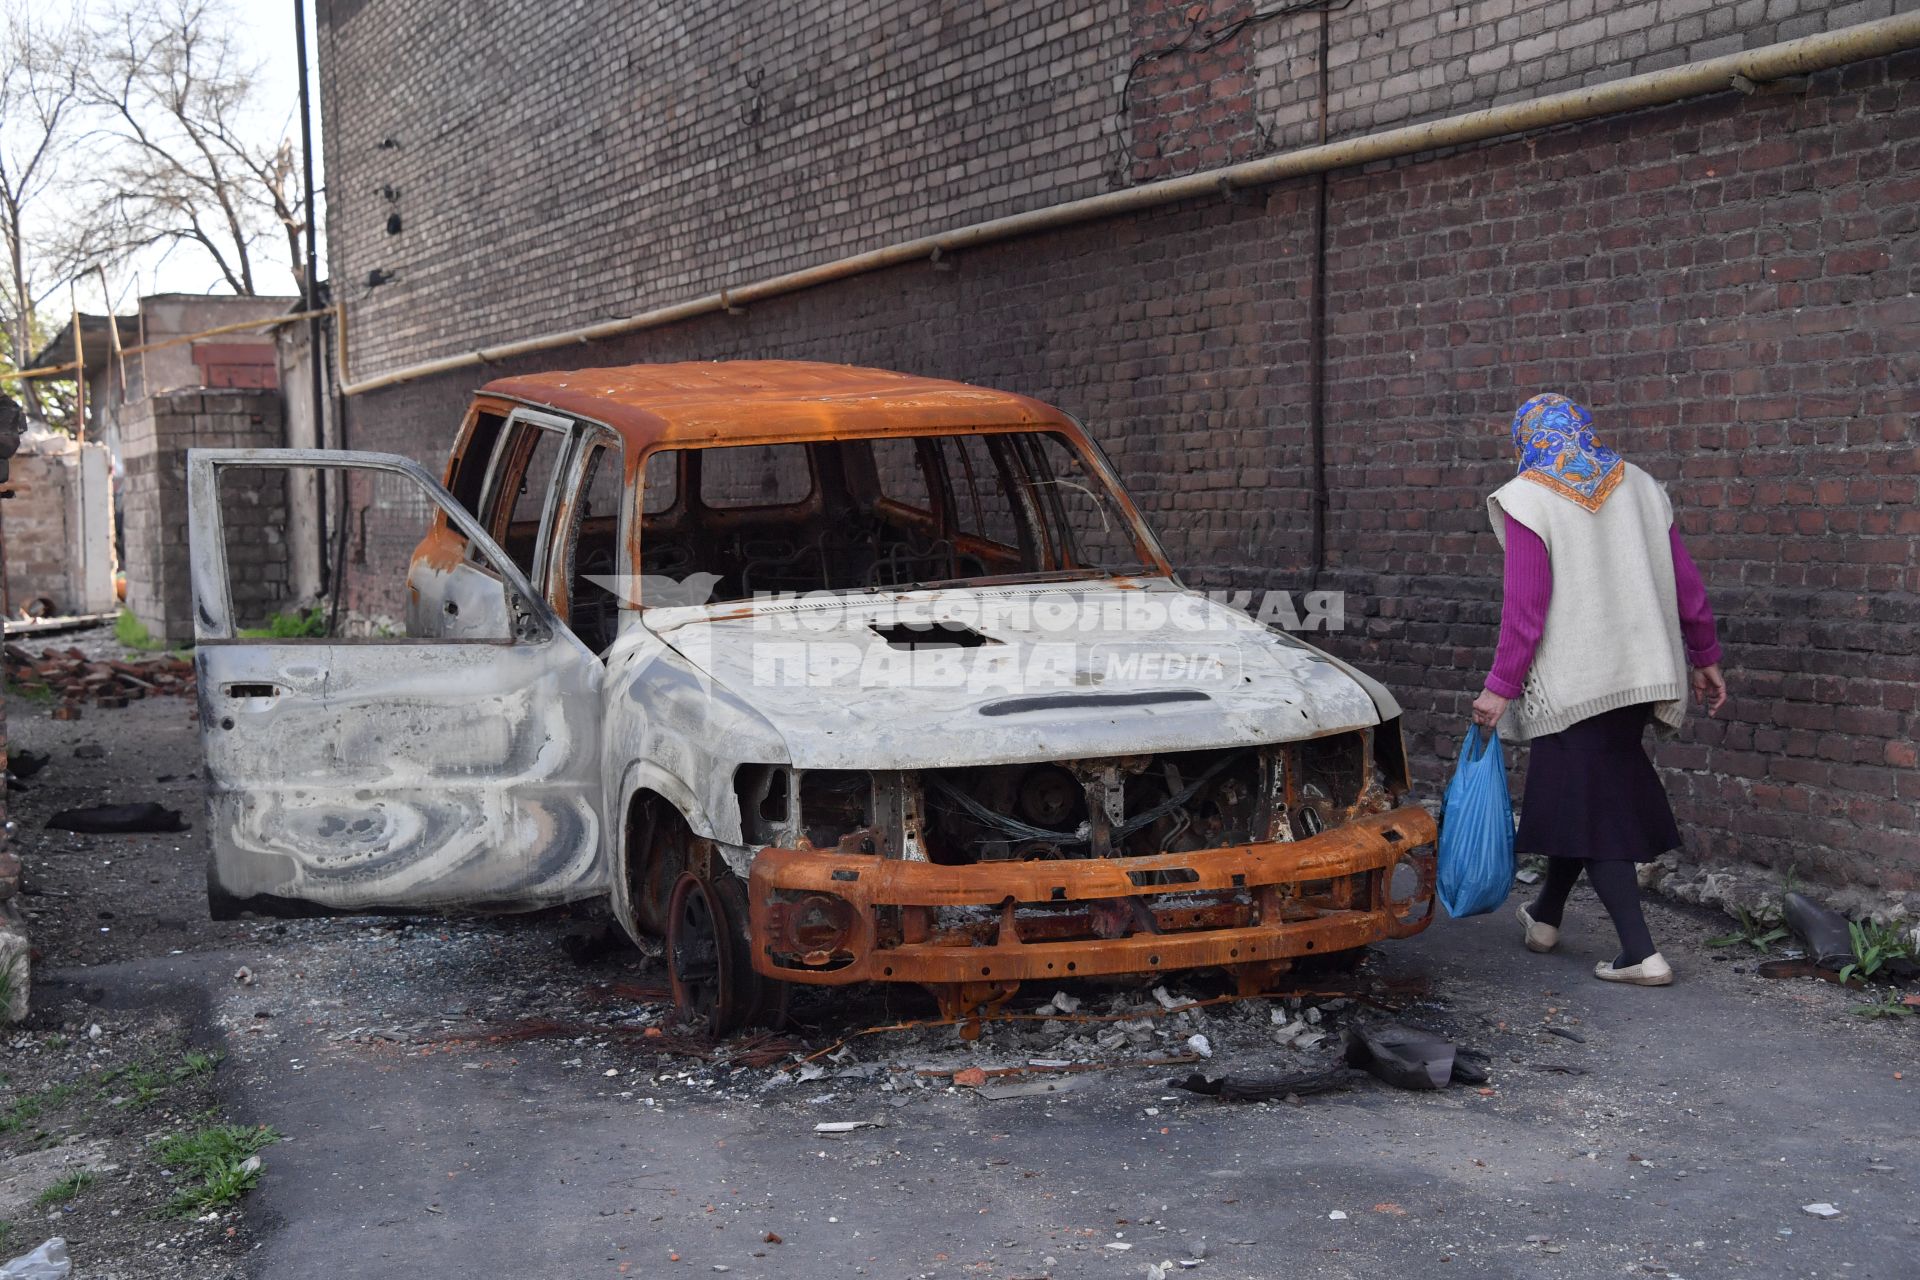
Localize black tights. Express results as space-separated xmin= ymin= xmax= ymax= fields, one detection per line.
xmin=1529 ymin=858 xmax=1656 ymax=967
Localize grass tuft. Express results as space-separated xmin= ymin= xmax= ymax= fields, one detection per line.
xmin=36 ymin=1169 xmax=94 ymax=1206
xmin=0 ymin=1079 xmax=81 ymax=1135
xmin=175 ymin=1049 xmax=223 ymax=1080
xmin=108 ymin=1065 xmax=168 ymax=1109
xmin=115 ymin=608 xmax=167 ymax=651
xmin=154 ymin=1123 xmax=281 ymax=1217
xmin=1706 ymin=905 xmax=1790 ymax=952
xmin=1851 ymin=995 xmax=1917 ymax=1020
xmin=5 ymin=681 xmax=54 ymax=703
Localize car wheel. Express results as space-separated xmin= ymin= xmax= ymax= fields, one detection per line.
xmin=666 ymin=870 xmax=788 ymax=1035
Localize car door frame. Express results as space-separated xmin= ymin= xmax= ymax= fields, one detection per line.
xmin=469 ymin=406 xmax=576 ymax=586
xmin=189 ymin=446 xmax=611 ymax=916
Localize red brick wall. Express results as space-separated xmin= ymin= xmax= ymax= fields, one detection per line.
xmin=337 ymin=55 xmax=1920 ymax=891
xmin=1316 ymin=58 xmax=1920 ymax=886
xmin=1125 ymin=0 xmax=1262 ymax=182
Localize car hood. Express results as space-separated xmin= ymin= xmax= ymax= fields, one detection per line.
xmin=648 ymin=581 xmax=1388 ymax=770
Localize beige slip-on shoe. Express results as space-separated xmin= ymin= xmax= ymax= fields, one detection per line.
xmin=1517 ymin=903 xmax=1559 ymax=953
xmin=1594 ymin=952 xmax=1674 ymax=986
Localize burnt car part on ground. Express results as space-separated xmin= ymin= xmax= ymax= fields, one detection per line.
xmin=185 ymin=362 xmax=1436 ymax=1034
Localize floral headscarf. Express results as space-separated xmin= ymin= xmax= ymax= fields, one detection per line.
xmin=1511 ymin=393 xmax=1622 ymax=512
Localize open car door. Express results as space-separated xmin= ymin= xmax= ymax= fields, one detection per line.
xmin=188 ymin=448 xmax=606 ymax=917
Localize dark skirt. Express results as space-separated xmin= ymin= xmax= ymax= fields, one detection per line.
xmin=1514 ymin=702 xmax=1681 ymax=863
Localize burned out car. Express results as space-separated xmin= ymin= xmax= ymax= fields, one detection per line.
xmin=189 ymin=362 xmax=1435 ymax=1030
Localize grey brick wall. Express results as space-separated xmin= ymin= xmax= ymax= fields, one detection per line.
xmin=318 ymin=0 xmax=1887 ymax=380
xmin=121 ymin=390 xmax=290 ymax=642
xmin=1253 ymin=0 xmax=1897 ymax=149
xmin=318 ymin=0 xmax=1129 ymax=377
xmin=5 ymin=453 xmax=84 ymax=615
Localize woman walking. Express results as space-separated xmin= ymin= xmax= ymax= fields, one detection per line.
xmin=1470 ymin=394 xmax=1727 ymax=986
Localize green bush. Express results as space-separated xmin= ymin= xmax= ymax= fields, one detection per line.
xmin=237 ymin=607 xmax=328 ymax=640
xmin=114 ymin=609 xmax=167 ymax=651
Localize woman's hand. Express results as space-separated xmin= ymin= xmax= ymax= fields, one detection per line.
xmin=1471 ymin=687 xmax=1509 ymax=729
xmin=1691 ymin=663 xmax=1728 ymax=716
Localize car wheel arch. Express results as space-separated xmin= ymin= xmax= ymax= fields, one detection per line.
xmin=611 ymin=765 xmax=708 ymax=941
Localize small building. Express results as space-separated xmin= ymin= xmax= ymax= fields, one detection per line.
xmin=0 ymin=426 xmax=115 ymax=619
xmin=25 ymin=294 xmax=303 ymax=641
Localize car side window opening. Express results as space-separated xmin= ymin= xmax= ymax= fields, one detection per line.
xmin=472 ymin=416 xmax=569 ymax=581
xmin=554 ymin=437 xmax=626 ymax=652
xmin=446 ymin=409 xmax=507 ymax=514
xmin=641 ymin=448 xmax=678 ymax=515
xmin=213 ymin=462 xmax=518 ymax=643
xmin=636 ymin=432 xmax=1153 ymax=607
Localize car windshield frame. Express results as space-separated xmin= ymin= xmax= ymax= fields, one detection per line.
xmin=632 ymin=424 xmax=1174 ymax=609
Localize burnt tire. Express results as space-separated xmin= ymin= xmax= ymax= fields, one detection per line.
xmin=666 ymin=870 xmax=787 ymax=1035
xmin=628 ymin=796 xmax=688 ymax=938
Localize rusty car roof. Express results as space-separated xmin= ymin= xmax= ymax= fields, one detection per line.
xmin=478 ymin=360 xmax=1078 ymax=451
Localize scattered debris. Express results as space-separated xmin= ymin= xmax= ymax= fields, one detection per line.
xmin=1328 ymin=1210 xmax=1348 ymax=1221
xmin=1784 ymin=892 xmax=1855 ymax=969
xmin=44 ymin=802 xmax=189 ymax=834
xmin=1344 ymin=1023 xmax=1456 ymax=1091
xmin=812 ymin=1119 xmax=884 ymax=1133
xmin=1271 ymin=1013 xmax=1329 ymax=1050
xmin=977 ymin=1077 xmax=1084 ymax=1101
xmin=0 ymin=1237 xmax=70 ymax=1280
xmin=1171 ymin=1067 xmax=1357 ymax=1102
xmin=3 ymin=644 xmax=195 ymax=708
xmin=1544 ymin=1026 xmax=1585 ymax=1043
xmin=952 ymin=1067 xmax=988 ymax=1088
xmin=9 ymin=748 xmax=50 ymax=780
xmin=1449 ymin=1048 xmax=1492 ymax=1086
xmin=1185 ymin=1033 xmax=1213 ymax=1059
xmin=1756 ymin=958 xmax=1864 ymax=989
xmin=1801 ymin=1203 xmax=1842 ymax=1219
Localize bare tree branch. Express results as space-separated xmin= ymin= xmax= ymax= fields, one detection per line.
xmin=68 ymin=0 xmax=304 ymax=299
xmin=0 ymin=2 xmax=87 ymax=412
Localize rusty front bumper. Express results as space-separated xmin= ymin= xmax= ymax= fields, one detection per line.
xmin=746 ymin=805 xmax=1436 ymax=986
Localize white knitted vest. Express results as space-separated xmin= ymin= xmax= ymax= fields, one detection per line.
xmin=1487 ymin=462 xmax=1687 ymax=742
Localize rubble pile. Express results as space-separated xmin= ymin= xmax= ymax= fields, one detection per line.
xmin=3 ymin=644 xmax=195 ymax=716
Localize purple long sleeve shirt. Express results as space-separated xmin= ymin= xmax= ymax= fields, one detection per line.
xmin=1485 ymin=516 xmax=1722 ymax=699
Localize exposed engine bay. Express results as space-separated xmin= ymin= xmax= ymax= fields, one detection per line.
xmin=741 ymin=725 xmax=1406 ymax=864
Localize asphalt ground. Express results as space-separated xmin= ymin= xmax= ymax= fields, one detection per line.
xmin=8 ymin=690 xmax=1915 ymax=1279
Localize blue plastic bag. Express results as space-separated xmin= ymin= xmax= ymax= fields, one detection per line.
xmin=1436 ymin=725 xmax=1516 ymax=918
